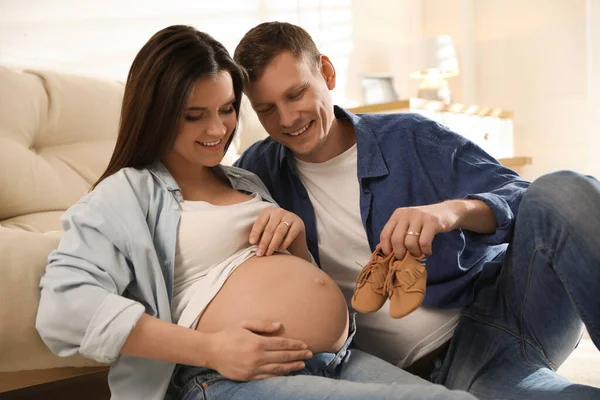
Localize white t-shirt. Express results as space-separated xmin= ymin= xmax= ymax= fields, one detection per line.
xmin=172 ymin=193 xmax=275 ymax=327
xmin=295 ymin=144 xmax=461 ymax=367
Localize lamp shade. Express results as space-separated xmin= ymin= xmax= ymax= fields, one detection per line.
xmin=410 ymin=35 xmax=459 ymax=79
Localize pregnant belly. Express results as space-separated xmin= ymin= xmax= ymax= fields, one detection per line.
xmin=196 ymin=254 xmax=349 ymax=353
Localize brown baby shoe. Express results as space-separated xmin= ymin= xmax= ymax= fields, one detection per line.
xmin=351 ymin=246 xmax=395 ymax=313
xmin=385 ymin=251 xmax=427 ymax=318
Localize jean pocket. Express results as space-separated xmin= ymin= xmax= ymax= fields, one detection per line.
xmin=169 ymin=364 xmax=184 ymax=391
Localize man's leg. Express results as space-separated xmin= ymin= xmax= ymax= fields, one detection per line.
xmin=434 ymin=316 xmax=597 ymax=400
xmin=436 ymin=171 xmax=600 ymax=399
xmin=502 ymin=170 xmax=600 ymax=354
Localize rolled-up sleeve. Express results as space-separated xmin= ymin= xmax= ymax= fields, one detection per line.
xmin=36 ymin=201 xmax=145 ymax=364
xmin=447 ymin=140 xmax=530 ymax=245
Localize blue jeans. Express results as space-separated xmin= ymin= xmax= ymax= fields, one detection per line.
xmin=167 ymin=315 xmax=476 ymax=400
xmin=432 ymin=171 xmax=600 ymax=399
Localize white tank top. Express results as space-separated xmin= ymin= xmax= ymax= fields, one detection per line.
xmin=171 ymin=193 xmax=275 ymax=327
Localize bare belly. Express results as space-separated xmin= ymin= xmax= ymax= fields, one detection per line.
xmin=196 ymin=254 xmax=349 ymax=353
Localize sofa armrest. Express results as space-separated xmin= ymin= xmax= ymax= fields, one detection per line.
xmin=0 ymin=227 xmax=103 ymax=372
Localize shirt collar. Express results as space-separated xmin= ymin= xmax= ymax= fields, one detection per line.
xmin=149 ymin=161 xmax=180 ymax=192
xmin=276 ymin=105 xmax=389 ymax=179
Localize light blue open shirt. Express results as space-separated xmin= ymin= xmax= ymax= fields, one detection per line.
xmin=35 ymin=162 xmax=276 ymax=399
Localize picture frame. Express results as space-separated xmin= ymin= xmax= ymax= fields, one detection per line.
xmin=360 ymin=74 xmax=399 ymax=105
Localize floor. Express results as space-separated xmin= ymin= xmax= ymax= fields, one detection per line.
xmin=558 ymin=331 xmax=600 ymax=388
xmin=0 ymin=369 xmax=109 ymax=399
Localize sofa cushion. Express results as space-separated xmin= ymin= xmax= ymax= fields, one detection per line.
xmin=0 ymin=68 xmax=123 ymax=232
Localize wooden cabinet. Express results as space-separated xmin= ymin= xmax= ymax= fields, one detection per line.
xmin=348 ymin=99 xmax=531 ymax=174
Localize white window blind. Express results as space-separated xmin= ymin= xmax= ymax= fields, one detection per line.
xmin=0 ymin=0 xmax=353 ymax=103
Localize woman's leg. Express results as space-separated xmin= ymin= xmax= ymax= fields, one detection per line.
xmin=191 ymin=374 xmax=475 ymax=400
xmin=171 ymin=349 xmax=475 ymax=400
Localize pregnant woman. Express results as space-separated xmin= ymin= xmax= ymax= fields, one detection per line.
xmin=35 ymin=25 xmax=474 ymax=400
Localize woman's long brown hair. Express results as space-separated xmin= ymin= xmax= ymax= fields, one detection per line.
xmin=92 ymin=25 xmax=246 ymax=189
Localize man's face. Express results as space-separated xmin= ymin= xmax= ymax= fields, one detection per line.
xmin=245 ymin=51 xmax=337 ymax=162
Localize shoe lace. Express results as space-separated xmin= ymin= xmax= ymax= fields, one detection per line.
xmin=385 ymin=256 xmax=426 ymax=297
xmin=354 ymin=253 xmax=388 ymax=295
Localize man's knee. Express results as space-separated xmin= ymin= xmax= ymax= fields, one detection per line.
xmin=522 ymin=170 xmax=600 ymax=222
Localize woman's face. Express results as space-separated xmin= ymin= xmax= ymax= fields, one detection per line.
xmin=165 ymin=71 xmax=237 ymax=171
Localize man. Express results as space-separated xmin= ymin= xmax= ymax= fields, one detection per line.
xmin=233 ymin=21 xmax=600 ymax=399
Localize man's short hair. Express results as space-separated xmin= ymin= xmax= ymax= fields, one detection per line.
xmin=234 ymin=21 xmax=320 ymax=83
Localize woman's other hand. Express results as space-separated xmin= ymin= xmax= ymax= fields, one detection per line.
xmin=206 ymin=320 xmax=312 ymax=381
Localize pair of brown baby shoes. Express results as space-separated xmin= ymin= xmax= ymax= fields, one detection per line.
xmin=351 ymin=246 xmax=427 ymax=319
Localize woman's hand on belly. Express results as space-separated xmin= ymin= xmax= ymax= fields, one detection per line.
xmin=206 ymin=319 xmax=313 ymax=381
xmin=249 ymin=208 xmax=311 ymax=261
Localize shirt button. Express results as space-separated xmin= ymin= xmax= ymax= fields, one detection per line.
xmin=302 ymin=194 xmax=308 ymax=200
xmin=363 ymin=189 xmax=370 ymax=194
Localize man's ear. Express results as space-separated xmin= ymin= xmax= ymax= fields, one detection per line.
xmin=319 ymin=54 xmax=336 ymax=90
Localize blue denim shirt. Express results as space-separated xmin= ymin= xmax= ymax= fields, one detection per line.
xmin=35 ymin=162 xmax=276 ymax=400
xmin=235 ymin=107 xmax=530 ymax=308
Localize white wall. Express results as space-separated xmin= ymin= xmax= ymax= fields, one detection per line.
xmin=1 ymin=0 xmax=598 ymax=179
xmin=0 ymin=0 xmax=426 ymax=105
xmin=423 ymin=0 xmax=600 ymax=180
xmin=346 ymin=0 xmax=422 ymax=105
xmin=0 ymin=1 xmax=262 ymax=78
xmin=0 ymin=0 xmax=357 ymax=101
xmin=474 ymin=0 xmax=600 ymax=180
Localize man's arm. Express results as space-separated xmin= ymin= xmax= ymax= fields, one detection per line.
xmin=447 ymin=199 xmax=497 ymax=234
xmin=380 ymin=198 xmax=498 ymax=257
xmin=380 ymin=120 xmax=529 ymax=257
xmin=450 ymin=139 xmax=530 ymax=244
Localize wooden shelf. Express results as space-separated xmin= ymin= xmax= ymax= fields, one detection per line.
xmin=498 ymin=156 xmax=532 ymax=168
xmin=349 ymin=98 xmax=514 ymax=119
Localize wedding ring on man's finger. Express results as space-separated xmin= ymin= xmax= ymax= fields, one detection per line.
xmin=406 ymin=231 xmax=421 ymax=236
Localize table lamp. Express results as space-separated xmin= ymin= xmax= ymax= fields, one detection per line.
xmin=409 ymin=35 xmax=460 ymax=104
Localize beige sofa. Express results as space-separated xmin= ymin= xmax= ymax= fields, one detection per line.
xmin=0 ymin=67 xmax=265 ymax=392
xmin=0 ymin=67 xmax=124 ymax=391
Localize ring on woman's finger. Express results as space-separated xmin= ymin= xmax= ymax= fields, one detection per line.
xmin=406 ymin=231 xmax=421 ymax=236
xmin=280 ymin=220 xmax=291 ymax=228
